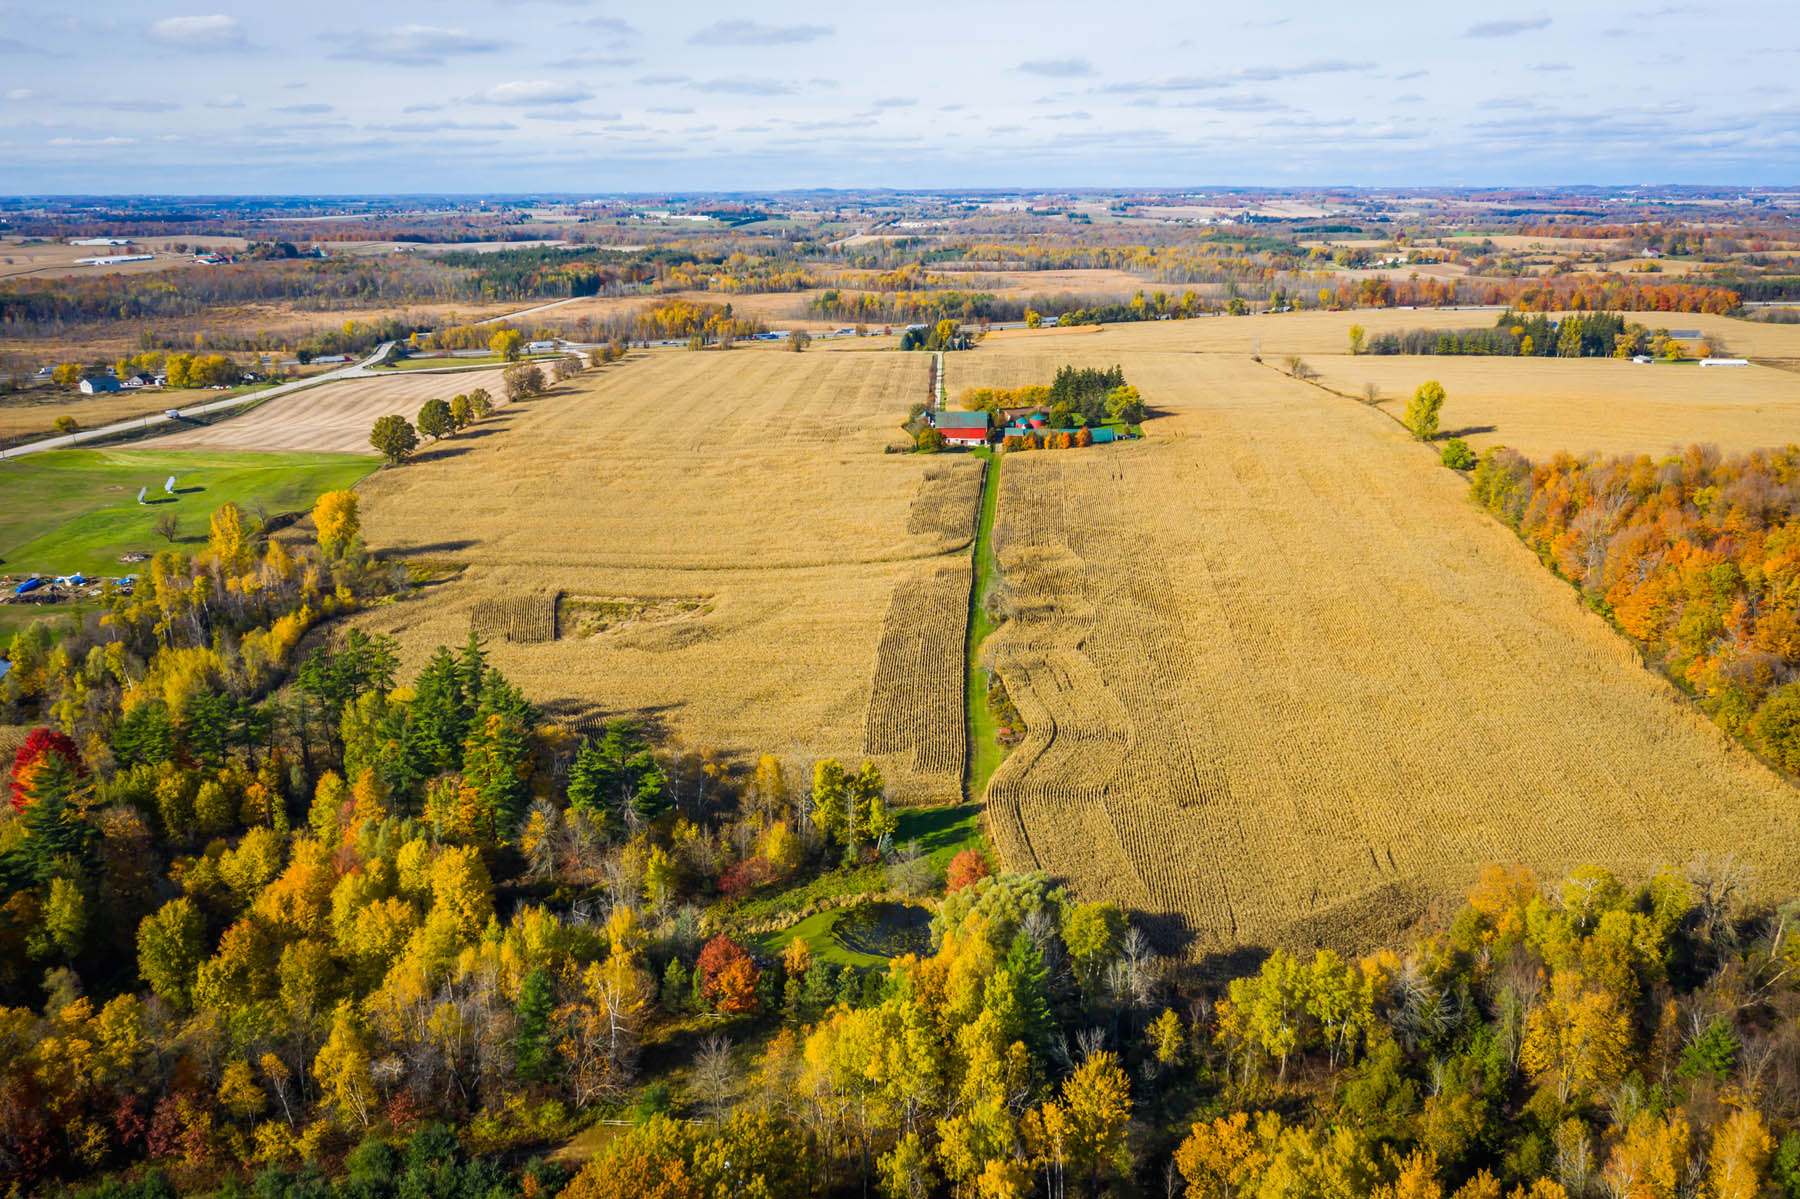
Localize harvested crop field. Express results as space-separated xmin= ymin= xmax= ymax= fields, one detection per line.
xmin=968 ymin=346 xmax=1800 ymax=956
xmin=354 ymin=349 xmax=977 ymax=804
xmin=1301 ymin=354 xmax=1800 ymax=458
xmin=144 ymin=368 xmax=511 ymax=454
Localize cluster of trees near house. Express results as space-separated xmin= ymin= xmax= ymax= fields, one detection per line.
xmin=1471 ymin=443 xmax=1800 ymax=773
xmin=1353 ymin=313 xmax=1697 ymax=359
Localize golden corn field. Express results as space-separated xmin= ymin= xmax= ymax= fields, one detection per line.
xmin=1301 ymin=354 xmax=1800 ymax=458
xmin=354 ymin=348 xmax=978 ymax=804
xmin=970 ymin=339 xmax=1800 ymax=954
xmin=469 ymin=593 xmax=559 ymax=644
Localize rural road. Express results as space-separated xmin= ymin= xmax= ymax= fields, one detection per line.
xmin=0 ymin=343 xmax=396 ymax=461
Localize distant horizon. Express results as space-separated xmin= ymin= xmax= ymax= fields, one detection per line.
xmin=5 ymin=183 xmax=1800 ymax=202
xmin=4 ymin=0 xmax=1796 ymax=192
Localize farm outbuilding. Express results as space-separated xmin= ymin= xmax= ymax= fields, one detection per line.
xmin=79 ymin=376 xmax=121 ymax=394
xmin=930 ymin=409 xmax=991 ymax=446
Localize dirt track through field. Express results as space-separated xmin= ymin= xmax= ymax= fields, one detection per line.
xmin=143 ymin=369 xmax=510 ymax=454
xmin=968 ymin=346 xmax=1800 ymax=956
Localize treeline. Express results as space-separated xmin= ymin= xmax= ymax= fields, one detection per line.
xmin=564 ymin=858 xmax=1800 ymax=1199
xmin=0 ymin=259 xmax=474 ymax=333
xmin=1470 ymin=444 xmax=1800 ymax=768
xmin=1363 ymin=312 xmax=1653 ymax=358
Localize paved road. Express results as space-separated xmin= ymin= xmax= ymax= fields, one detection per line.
xmin=0 ymin=343 xmax=397 ymax=461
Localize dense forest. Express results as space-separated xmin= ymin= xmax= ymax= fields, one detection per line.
xmin=1472 ymin=444 xmax=1800 ymax=771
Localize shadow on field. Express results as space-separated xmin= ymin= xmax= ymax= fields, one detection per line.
xmin=414 ymin=445 xmax=471 ymax=464
xmin=455 ymin=426 xmax=507 ymax=441
xmin=551 ymin=700 xmax=687 ymax=745
xmin=394 ymin=538 xmax=477 ymax=555
xmin=1439 ymin=424 xmax=1497 ymax=439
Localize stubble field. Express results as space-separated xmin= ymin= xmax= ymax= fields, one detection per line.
xmin=960 ymin=332 xmax=1800 ymax=955
xmin=1301 ymin=354 xmax=1800 ymax=458
xmin=353 ymin=349 xmax=978 ymax=804
xmin=144 ymin=368 xmax=511 ymax=454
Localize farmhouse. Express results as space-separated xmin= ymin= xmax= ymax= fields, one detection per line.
xmin=930 ymin=409 xmax=991 ymax=446
xmin=78 ymin=376 xmax=120 ymax=394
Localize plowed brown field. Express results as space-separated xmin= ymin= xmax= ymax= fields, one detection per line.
xmin=145 ymin=369 xmax=511 ymax=454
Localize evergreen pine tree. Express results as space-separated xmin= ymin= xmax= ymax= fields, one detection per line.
xmin=514 ymin=967 xmax=556 ymax=1083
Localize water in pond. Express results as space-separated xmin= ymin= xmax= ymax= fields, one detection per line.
xmin=832 ymin=902 xmax=933 ymax=959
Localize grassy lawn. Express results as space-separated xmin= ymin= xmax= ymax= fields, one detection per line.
xmin=0 ymin=448 xmax=378 ymax=578
xmin=966 ymin=450 xmax=1008 ymax=802
xmin=754 ymin=907 xmax=893 ymax=969
xmin=0 ymin=602 xmax=97 ymax=642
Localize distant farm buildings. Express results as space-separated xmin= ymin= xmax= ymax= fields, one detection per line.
xmin=1700 ymin=358 xmax=1750 ymax=367
xmin=74 ymin=254 xmax=154 ymax=266
xmin=78 ymin=376 xmax=121 ymax=394
xmin=68 ymin=237 xmax=131 ymax=247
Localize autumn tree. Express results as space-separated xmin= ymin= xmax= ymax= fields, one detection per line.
xmin=369 ymin=414 xmax=418 ymax=464
xmin=449 ymin=393 xmax=473 ymax=430
xmin=787 ymin=330 xmax=811 ymax=352
xmin=416 ymin=397 xmax=453 ymax=441
xmin=490 ymin=329 xmax=524 ymax=362
xmin=503 ymin=363 xmax=546 ymax=402
xmin=312 ymin=489 xmax=359 ymax=559
xmin=137 ymin=896 xmax=205 ymax=1010
xmin=695 ymin=935 xmax=759 ymax=1014
xmin=1404 ymin=380 xmax=1446 ymax=441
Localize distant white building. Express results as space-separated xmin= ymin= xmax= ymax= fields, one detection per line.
xmin=69 ymin=237 xmax=131 ymax=247
xmin=79 ymin=376 xmax=121 ymax=394
xmin=75 ymin=254 xmax=154 ymax=266
xmin=1699 ymin=358 xmax=1750 ymax=367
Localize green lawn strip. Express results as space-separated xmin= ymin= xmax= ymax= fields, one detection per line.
xmin=966 ymin=449 xmax=1008 ymax=803
xmin=753 ymin=907 xmax=891 ymax=969
xmin=0 ymin=603 xmax=96 ymax=642
xmin=0 ymin=448 xmax=378 ymax=578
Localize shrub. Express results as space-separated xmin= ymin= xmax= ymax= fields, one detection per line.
xmin=946 ymin=849 xmax=990 ymax=893
xmin=1440 ymin=438 xmax=1477 ymax=471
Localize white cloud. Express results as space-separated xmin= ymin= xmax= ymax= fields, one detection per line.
xmin=150 ymin=14 xmax=244 ymax=48
xmin=1018 ymin=58 xmax=1094 ymax=78
xmin=1466 ymin=16 xmax=1552 ymax=37
xmin=692 ymin=77 xmax=796 ymax=96
xmin=5 ymin=88 xmax=32 ymax=101
xmin=333 ymin=26 xmax=507 ymax=66
xmin=689 ymin=20 xmax=832 ymax=46
xmin=474 ymin=81 xmax=595 ymax=106
xmin=204 ymin=94 xmax=243 ymax=109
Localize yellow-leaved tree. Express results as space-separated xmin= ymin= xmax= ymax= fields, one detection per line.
xmin=312 ymin=489 xmax=359 ymax=559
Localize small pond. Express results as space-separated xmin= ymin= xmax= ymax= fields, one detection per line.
xmin=832 ymin=902 xmax=933 ymax=959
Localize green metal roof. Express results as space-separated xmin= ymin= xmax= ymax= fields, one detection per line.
xmin=933 ymin=410 xmax=990 ymax=429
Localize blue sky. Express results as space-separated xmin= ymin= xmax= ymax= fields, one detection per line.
xmin=1 ymin=0 xmax=1794 ymax=192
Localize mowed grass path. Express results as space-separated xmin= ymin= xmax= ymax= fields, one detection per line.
xmin=0 ymin=448 xmax=377 ymax=577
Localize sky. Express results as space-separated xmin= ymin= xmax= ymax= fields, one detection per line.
xmin=1 ymin=0 xmax=1795 ymax=193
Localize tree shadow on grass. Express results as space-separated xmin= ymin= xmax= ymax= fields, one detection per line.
xmin=412 ymin=445 xmax=471 ymax=464
xmin=1439 ymin=424 xmax=1497 ymax=440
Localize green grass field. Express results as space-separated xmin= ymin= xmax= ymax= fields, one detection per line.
xmin=0 ymin=448 xmax=378 ymax=578
xmin=966 ymin=452 xmax=1008 ymax=801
